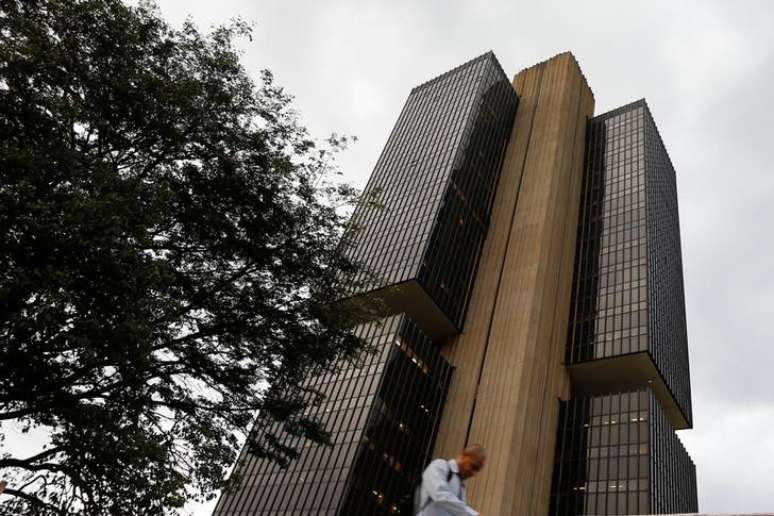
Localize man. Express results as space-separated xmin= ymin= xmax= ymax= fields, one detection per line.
xmin=416 ymin=444 xmax=486 ymax=515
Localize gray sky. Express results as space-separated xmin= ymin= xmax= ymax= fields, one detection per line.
xmin=148 ymin=0 xmax=774 ymax=514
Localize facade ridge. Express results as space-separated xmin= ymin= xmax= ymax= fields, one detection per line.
xmin=514 ymin=50 xmax=595 ymax=102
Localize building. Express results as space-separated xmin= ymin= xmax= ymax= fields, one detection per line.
xmin=549 ymin=101 xmax=696 ymax=515
xmin=213 ymin=51 xmax=697 ymax=516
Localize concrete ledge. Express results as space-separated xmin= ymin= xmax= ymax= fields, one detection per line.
xmin=568 ymin=351 xmax=691 ymax=430
xmin=339 ymin=279 xmax=458 ymax=340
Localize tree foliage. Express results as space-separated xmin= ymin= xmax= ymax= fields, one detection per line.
xmin=0 ymin=1 xmax=370 ymax=513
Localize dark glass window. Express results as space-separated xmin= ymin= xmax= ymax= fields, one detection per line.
xmin=555 ymin=100 xmax=696 ymax=515
xmin=213 ymin=314 xmax=452 ymax=515
xmin=549 ymin=389 xmax=696 ymax=515
xmin=214 ymin=51 xmax=516 ymax=516
xmin=565 ymin=100 xmax=692 ymax=425
xmin=566 ymin=105 xmax=649 ymax=364
xmin=343 ymin=52 xmax=518 ymax=332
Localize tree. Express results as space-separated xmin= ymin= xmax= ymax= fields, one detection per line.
xmin=0 ymin=1 xmax=372 ymax=513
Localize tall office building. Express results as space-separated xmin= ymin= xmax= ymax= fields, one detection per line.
xmin=214 ymin=52 xmax=697 ymax=516
xmin=548 ymin=101 xmax=696 ymax=515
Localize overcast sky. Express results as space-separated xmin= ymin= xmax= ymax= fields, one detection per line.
xmin=149 ymin=1 xmax=774 ymax=514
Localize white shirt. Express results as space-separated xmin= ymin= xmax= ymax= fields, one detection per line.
xmin=417 ymin=458 xmax=479 ymax=516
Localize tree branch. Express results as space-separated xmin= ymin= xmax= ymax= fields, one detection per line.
xmin=2 ymin=487 xmax=66 ymax=515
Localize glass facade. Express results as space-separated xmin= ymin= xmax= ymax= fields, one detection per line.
xmin=215 ymin=52 xmax=517 ymax=516
xmin=567 ymin=103 xmax=649 ymax=363
xmin=213 ymin=314 xmax=452 ymax=515
xmin=337 ymin=315 xmax=452 ymax=515
xmin=345 ymin=52 xmax=517 ymax=331
xmin=650 ymin=388 xmax=698 ymax=514
xmin=554 ymin=100 xmax=696 ymax=515
xmin=549 ymin=389 xmax=697 ymax=515
xmin=643 ymin=109 xmax=692 ymax=427
xmin=565 ymin=100 xmax=692 ymax=425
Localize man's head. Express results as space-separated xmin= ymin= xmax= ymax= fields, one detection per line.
xmin=456 ymin=444 xmax=486 ymax=479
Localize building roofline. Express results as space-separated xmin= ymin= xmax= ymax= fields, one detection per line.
xmin=593 ymin=98 xmax=679 ymax=181
xmin=513 ymin=51 xmax=595 ymax=102
xmin=411 ymin=51 xmax=509 ymax=93
xmin=593 ymin=98 xmax=649 ymax=121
